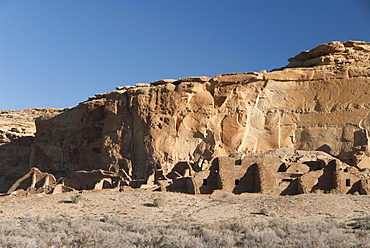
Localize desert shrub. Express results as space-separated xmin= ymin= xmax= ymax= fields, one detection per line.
xmin=70 ymin=194 xmax=82 ymax=203
xmin=153 ymin=197 xmax=164 ymax=207
xmin=259 ymin=207 xmax=270 ymax=216
xmin=0 ymin=215 xmax=370 ymax=247
xmin=350 ymin=215 xmax=370 ymax=230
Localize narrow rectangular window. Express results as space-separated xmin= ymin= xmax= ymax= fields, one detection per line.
xmin=346 ymin=179 xmax=351 ymax=186
xmin=235 ymin=159 xmax=242 ymax=165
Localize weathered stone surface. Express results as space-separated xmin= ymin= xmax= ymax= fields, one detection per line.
xmin=0 ymin=109 xmax=62 ymax=138
xmin=150 ymin=79 xmax=176 ymax=86
xmin=26 ymin=41 xmax=370 ymax=186
xmin=65 ymin=169 xmax=126 ymax=190
xmin=287 ymin=41 xmax=370 ymax=68
xmin=1 ymin=41 xmax=370 ymax=195
xmin=7 ymin=167 xmax=57 ymax=195
xmin=169 ymin=147 xmax=368 ymax=195
xmin=135 ymin=83 xmax=150 ymax=87
xmin=177 ymin=76 xmax=210 ymax=83
xmin=0 ymin=109 xmax=63 ymax=192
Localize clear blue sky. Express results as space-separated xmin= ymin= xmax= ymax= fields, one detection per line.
xmin=1 ymin=0 xmax=369 ymax=110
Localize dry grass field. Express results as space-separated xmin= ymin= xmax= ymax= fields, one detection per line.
xmin=1 ymin=189 xmax=370 ymax=247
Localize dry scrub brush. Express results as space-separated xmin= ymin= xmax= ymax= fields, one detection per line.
xmin=0 ymin=215 xmax=370 ymax=247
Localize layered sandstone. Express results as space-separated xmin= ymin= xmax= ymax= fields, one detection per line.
xmin=28 ymin=41 xmax=370 ymax=185
xmin=1 ymin=41 xmax=370 ymax=194
xmin=0 ymin=109 xmax=63 ymax=192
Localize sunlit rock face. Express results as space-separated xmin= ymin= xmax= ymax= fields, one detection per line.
xmin=22 ymin=40 xmax=370 ymax=181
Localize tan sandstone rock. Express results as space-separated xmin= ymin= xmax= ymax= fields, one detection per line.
xmin=26 ymin=41 xmax=370 ymax=185
xmin=2 ymin=41 xmax=370 ymax=195
xmin=0 ymin=109 xmax=63 ymax=192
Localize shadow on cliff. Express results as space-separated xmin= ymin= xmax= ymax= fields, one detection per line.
xmin=315 ymin=144 xmax=332 ymax=155
xmin=0 ymin=136 xmax=34 ymax=193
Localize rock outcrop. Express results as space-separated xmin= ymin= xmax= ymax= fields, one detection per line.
xmin=0 ymin=109 xmax=63 ymax=192
xmin=31 ymin=41 xmax=370 ymax=178
xmin=1 ymin=41 xmax=370 ymax=195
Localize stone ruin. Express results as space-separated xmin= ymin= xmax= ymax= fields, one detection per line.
xmin=6 ymin=129 xmax=370 ymax=196
xmin=2 ymin=40 xmax=370 ymax=196
xmin=167 ymin=146 xmax=370 ymax=195
xmin=6 ymin=167 xmax=73 ymax=196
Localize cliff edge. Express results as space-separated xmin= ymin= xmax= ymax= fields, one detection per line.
xmin=1 ymin=41 xmax=370 ymax=194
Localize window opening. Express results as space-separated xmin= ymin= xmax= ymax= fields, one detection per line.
xmin=346 ymin=179 xmax=351 ymax=186
xmin=277 ymin=163 xmax=287 ymax=172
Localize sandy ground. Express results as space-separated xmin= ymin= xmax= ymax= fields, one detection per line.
xmin=1 ymin=189 xmax=369 ymax=226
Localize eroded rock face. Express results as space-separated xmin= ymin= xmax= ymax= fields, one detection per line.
xmin=26 ymin=41 xmax=370 ymax=185
xmin=0 ymin=109 xmax=63 ymax=192
xmin=287 ymin=41 xmax=370 ymax=68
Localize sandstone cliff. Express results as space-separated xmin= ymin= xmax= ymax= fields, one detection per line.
xmin=0 ymin=109 xmax=63 ymax=192
xmin=26 ymin=40 xmax=370 ymax=185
